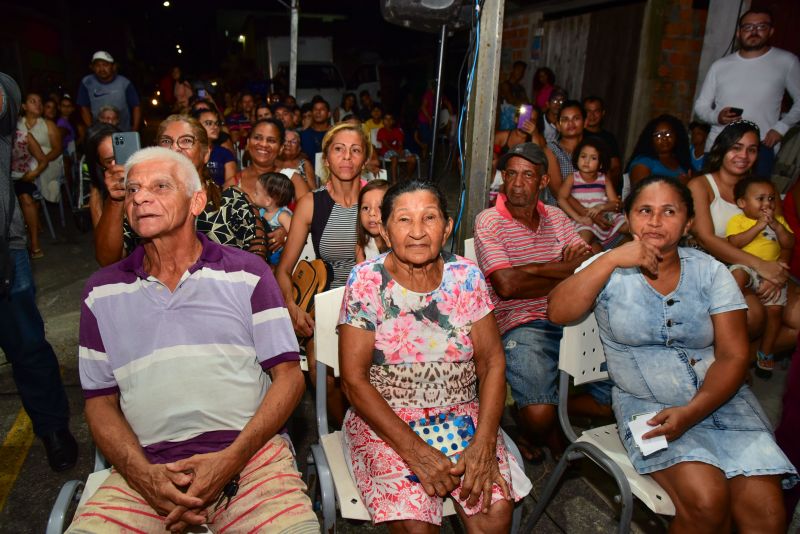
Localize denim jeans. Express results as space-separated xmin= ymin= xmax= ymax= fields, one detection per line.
xmin=0 ymin=249 xmax=70 ymax=436
xmin=756 ymin=142 xmax=776 ymax=178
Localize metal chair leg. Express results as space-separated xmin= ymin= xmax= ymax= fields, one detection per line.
xmin=46 ymin=480 xmax=84 ymax=534
xmin=521 ymin=441 xmax=634 ymax=534
xmin=522 ymin=445 xmax=574 ymax=531
xmin=311 ymin=443 xmax=336 ymax=533
xmin=38 ymin=195 xmax=56 ymax=239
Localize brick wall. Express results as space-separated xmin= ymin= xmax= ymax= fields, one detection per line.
xmin=649 ymin=0 xmax=708 ymax=123
xmin=502 ymin=14 xmax=532 ymax=65
xmin=500 ymin=12 xmax=537 ymax=90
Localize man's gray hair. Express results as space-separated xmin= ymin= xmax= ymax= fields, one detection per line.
xmin=97 ymin=105 xmax=120 ymax=117
xmin=124 ymin=146 xmax=202 ymax=196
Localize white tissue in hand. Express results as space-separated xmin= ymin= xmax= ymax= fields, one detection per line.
xmin=628 ymin=412 xmax=668 ymax=456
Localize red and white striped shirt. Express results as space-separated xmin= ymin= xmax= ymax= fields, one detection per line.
xmin=474 ymin=194 xmax=582 ymax=335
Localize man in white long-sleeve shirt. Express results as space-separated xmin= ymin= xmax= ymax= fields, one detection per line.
xmin=694 ymin=8 xmax=800 ymax=176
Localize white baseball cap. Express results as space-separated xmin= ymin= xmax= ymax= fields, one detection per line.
xmin=91 ymin=51 xmax=114 ymax=63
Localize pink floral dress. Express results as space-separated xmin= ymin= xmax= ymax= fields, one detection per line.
xmin=338 ymin=252 xmax=524 ymax=525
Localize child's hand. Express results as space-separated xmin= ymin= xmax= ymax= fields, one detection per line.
xmin=578 ymin=215 xmax=594 ymax=226
xmin=585 ymin=207 xmax=601 ymax=218
xmin=763 ymin=209 xmax=778 ymax=229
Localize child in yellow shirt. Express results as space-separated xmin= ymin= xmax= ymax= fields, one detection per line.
xmin=726 ymin=176 xmax=795 ymax=377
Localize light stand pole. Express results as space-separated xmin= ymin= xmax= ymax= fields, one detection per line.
xmin=428 ymin=24 xmax=447 ymax=181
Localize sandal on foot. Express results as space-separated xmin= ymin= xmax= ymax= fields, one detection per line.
xmin=756 ymin=351 xmax=774 ymax=377
xmin=31 ymin=249 xmax=44 ymax=259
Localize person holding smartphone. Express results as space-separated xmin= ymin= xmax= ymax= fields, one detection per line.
xmin=694 ymin=8 xmax=800 ymax=177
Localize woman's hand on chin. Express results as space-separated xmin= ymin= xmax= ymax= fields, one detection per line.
xmin=451 ymin=436 xmax=510 ymax=512
xmin=609 ymin=237 xmax=663 ymax=273
xmin=406 ymin=441 xmax=461 ymax=498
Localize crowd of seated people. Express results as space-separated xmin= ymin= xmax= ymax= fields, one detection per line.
xmin=10 ymin=8 xmax=800 ymax=531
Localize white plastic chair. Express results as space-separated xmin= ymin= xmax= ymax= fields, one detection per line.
xmin=370 ymin=128 xmax=421 ymax=181
xmin=47 ymin=450 xmax=213 ymax=533
xmin=315 ymin=152 xmax=325 ymax=184
xmin=621 ymin=172 xmax=631 ymax=202
xmin=463 ymin=237 xmax=476 ymax=263
xmin=308 ymin=287 xmax=525 ymax=533
xmin=295 ymin=235 xmax=316 ymax=268
xmin=522 ymin=313 xmax=675 ymax=533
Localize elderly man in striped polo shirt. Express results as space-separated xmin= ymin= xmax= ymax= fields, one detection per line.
xmin=69 ymin=147 xmax=319 ymax=533
xmin=474 ymin=143 xmax=605 ymax=462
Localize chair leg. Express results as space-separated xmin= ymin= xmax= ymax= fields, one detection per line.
xmin=61 ymin=178 xmax=72 ymax=224
xmin=311 ymin=443 xmax=336 ymax=533
xmin=46 ymin=479 xmax=84 ymax=534
xmin=522 ymin=445 xmax=574 ymax=531
xmin=521 ymin=440 xmax=635 ymax=534
xmin=39 ymin=197 xmax=56 ymax=239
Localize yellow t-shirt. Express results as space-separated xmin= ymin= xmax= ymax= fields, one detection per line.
xmin=725 ymin=213 xmax=793 ymax=261
xmin=362 ymin=119 xmax=384 ymax=143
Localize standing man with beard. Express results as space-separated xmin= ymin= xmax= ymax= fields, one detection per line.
xmin=694 ymin=8 xmax=800 ymax=176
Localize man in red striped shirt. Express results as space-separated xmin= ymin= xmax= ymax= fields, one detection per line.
xmin=474 ymin=143 xmax=596 ymax=460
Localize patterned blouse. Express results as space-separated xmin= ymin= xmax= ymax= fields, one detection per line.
xmin=338 ymin=252 xmax=494 ymax=408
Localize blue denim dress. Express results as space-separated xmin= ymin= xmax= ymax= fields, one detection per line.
xmin=592 ymin=247 xmax=797 ymax=486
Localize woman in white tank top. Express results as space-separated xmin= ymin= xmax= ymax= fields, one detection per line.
xmin=688 ymin=120 xmax=798 ymax=349
xmin=16 ymin=93 xmax=63 ymax=257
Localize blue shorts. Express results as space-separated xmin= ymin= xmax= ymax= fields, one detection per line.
xmin=502 ymin=320 xmax=611 ymax=407
xmin=383 ymin=149 xmax=415 ymax=160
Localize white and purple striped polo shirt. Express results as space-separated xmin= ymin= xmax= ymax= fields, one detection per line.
xmin=78 ymin=233 xmax=299 ymax=463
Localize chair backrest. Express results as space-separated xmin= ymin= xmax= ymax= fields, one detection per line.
xmin=621 ymin=172 xmax=631 ymax=202
xmin=314 ymin=286 xmax=346 ymax=377
xmin=463 ymin=238 xmax=477 ymax=263
xmin=559 ymin=312 xmax=609 ymax=386
xmin=370 ymin=127 xmax=381 ymax=149
xmin=315 ymin=152 xmax=325 ymax=182
xmin=295 ymin=235 xmax=316 ymax=271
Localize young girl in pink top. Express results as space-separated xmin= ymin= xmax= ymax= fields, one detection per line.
xmin=558 ymin=138 xmax=627 ymax=251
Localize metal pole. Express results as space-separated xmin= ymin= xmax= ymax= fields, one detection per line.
xmin=457 ymin=0 xmax=503 ymax=250
xmin=428 ymin=24 xmax=447 ymax=181
xmin=289 ymin=0 xmax=299 ymax=97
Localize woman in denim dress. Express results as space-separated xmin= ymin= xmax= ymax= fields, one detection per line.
xmin=549 ymin=176 xmax=796 ymax=533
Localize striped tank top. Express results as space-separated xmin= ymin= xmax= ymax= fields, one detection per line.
xmin=311 ymin=188 xmax=358 ymax=288
xmin=570 ymin=171 xmax=608 ymax=208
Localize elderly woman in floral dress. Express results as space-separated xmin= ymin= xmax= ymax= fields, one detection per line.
xmin=338 ymin=181 xmax=529 ymax=533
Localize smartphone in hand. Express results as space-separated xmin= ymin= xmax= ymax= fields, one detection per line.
xmin=112 ymin=132 xmax=141 ymax=166
xmin=517 ymin=104 xmax=533 ymax=130
xmin=729 ymin=107 xmax=743 ymax=116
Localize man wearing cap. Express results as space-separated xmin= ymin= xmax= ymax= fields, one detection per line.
xmin=474 ymin=142 xmax=593 ymax=461
xmin=77 ymin=51 xmax=141 ymax=131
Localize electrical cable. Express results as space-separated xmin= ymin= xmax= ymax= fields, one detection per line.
xmin=450 ymin=0 xmax=481 ymax=248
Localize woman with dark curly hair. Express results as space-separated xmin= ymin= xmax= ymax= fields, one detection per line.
xmin=627 ymin=114 xmax=692 ymax=186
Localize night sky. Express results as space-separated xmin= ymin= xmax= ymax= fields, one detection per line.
xmin=60 ymin=1 xmax=467 ymax=88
